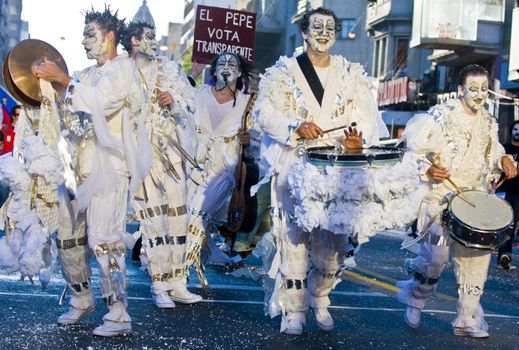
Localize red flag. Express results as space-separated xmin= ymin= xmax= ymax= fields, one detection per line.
xmin=1 ymin=103 xmax=14 ymax=154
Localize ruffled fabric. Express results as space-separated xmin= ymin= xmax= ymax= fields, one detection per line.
xmin=287 ymin=153 xmax=424 ymax=243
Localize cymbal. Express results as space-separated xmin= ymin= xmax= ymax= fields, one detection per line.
xmin=7 ymin=39 xmax=68 ymax=106
xmin=2 ymin=51 xmax=31 ymax=104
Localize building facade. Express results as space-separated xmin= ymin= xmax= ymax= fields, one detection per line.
xmin=0 ymin=0 xmax=27 ymax=87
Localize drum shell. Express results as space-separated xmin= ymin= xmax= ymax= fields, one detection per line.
xmin=446 ymin=193 xmax=513 ymax=250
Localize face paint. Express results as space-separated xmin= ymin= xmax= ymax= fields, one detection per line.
xmin=135 ymin=27 xmax=159 ymax=58
xmin=303 ymin=13 xmax=336 ymax=54
xmin=215 ymin=54 xmax=241 ymax=84
xmin=81 ymin=22 xmax=109 ymax=60
xmin=460 ymin=75 xmax=489 ymax=113
xmin=512 ymin=124 xmax=519 ymax=141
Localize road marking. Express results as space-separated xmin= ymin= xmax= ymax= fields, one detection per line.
xmin=2 ymin=291 xmax=518 ymax=320
xmin=344 ymin=269 xmax=457 ymax=302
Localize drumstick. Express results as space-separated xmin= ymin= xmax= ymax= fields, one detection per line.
xmin=296 ymin=124 xmax=349 ymax=141
xmin=495 ymin=178 xmax=506 ymax=190
xmin=426 ymin=153 xmax=476 ymax=207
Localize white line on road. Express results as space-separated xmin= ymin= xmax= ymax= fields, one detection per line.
xmin=0 ymin=275 xmax=388 ymax=298
xmin=1 ymin=291 xmax=519 ymax=320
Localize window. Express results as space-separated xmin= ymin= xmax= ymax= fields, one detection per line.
xmin=393 ymin=38 xmax=409 ymax=76
xmin=340 ymin=19 xmax=356 ymax=40
xmin=373 ymin=36 xmax=388 ymax=78
xmin=478 ymin=0 xmax=505 ymax=22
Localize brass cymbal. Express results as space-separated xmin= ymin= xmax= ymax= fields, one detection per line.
xmin=2 ymin=51 xmax=30 ymax=104
xmin=7 ymin=39 xmax=68 ymax=106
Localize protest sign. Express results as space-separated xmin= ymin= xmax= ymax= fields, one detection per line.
xmin=192 ymin=5 xmax=256 ymax=64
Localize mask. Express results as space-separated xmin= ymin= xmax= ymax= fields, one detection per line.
xmin=460 ymin=75 xmax=489 ymax=113
xmin=512 ymin=124 xmax=519 ymax=141
xmin=215 ymin=54 xmax=241 ymax=84
xmin=303 ymin=14 xmax=336 ymax=54
xmin=81 ymin=22 xmax=109 ymax=60
xmin=135 ymin=27 xmax=159 ymax=58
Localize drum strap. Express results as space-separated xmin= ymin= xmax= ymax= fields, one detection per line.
xmin=296 ymin=52 xmax=324 ymax=106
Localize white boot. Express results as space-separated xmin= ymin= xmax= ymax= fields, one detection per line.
xmin=57 ymin=305 xmax=96 ymax=325
xmin=57 ymin=293 xmax=96 ymax=325
xmin=405 ymin=306 xmax=421 ymax=328
xmin=153 ymin=291 xmax=176 ymax=308
xmin=283 ymin=312 xmax=305 ymax=335
xmin=313 ymin=308 xmax=334 ymax=331
xmin=93 ymin=320 xmax=132 ymax=337
xmin=168 ymin=281 xmax=203 ymax=304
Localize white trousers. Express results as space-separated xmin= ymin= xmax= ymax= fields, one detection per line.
xmin=131 ymin=159 xmax=188 ymax=295
xmin=397 ymin=220 xmax=491 ymax=328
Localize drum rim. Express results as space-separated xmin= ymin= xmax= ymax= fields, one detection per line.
xmin=449 ymin=232 xmax=508 ymax=250
xmin=305 ymin=146 xmax=403 ymax=162
xmin=448 ymin=190 xmax=514 ymax=233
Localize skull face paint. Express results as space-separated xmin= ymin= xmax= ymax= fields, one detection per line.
xmin=135 ymin=27 xmax=159 ymax=58
xmin=215 ymin=54 xmax=241 ymax=84
xmin=511 ymin=123 xmax=519 ymax=142
xmin=303 ymin=13 xmax=336 ymax=54
xmin=81 ymin=22 xmax=109 ymax=60
xmin=460 ymin=75 xmax=489 ymax=113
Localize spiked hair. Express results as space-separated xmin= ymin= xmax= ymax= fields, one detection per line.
xmin=83 ymin=5 xmax=126 ymax=45
xmin=121 ymin=21 xmax=154 ymax=54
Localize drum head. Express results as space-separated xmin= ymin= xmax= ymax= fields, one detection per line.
xmin=450 ymin=191 xmax=514 ymax=231
xmin=306 ymin=146 xmax=403 ymax=168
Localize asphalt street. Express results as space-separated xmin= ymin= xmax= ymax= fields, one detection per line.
xmin=0 ymin=231 xmax=518 ymax=350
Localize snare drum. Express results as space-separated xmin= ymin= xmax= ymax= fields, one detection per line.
xmin=446 ymin=190 xmax=513 ymax=250
xmin=305 ymin=146 xmax=403 ymax=168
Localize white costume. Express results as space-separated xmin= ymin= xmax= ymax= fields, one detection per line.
xmin=57 ymin=54 xmax=149 ymax=330
xmin=131 ymin=56 xmax=197 ymax=300
xmin=185 ymin=85 xmax=249 ymax=273
xmin=253 ymin=55 xmax=380 ymax=331
xmin=397 ymin=98 xmax=507 ymax=333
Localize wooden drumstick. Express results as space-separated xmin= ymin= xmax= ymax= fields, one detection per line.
xmin=296 ymin=124 xmax=349 ymax=141
xmin=426 ymin=153 xmax=476 ymax=207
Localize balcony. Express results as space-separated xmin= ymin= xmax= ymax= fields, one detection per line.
xmin=410 ymin=0 xmax=505 ymax=50
xmin=367 ymin=0 xmax=392 ymax=26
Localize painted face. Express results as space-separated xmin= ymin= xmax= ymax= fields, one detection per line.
xmin=460 ymin=75 xmax=489 ymax=113
xmin=303 ymin=13 xmax=336 ymax=54
xmin=81 ymin=22 xmax=109 ymax=60
xmin=511 ymin=124 xmax=519 ymax=141
xmin=215 ymin=54 xmax=241 ymax=84
xmin=135 ymin=27 xmax=159 ymax=58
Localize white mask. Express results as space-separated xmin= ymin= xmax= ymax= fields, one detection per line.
xmin=512 ymin=124 xmax=519 ymax=141
xmin=215 ymin=54 xmax=241 ymax=84
xmin=135 ymin=27 xmax=159 ymax=58
xmin=303 ymin=13 xmax=336 ymax=54
xmin=459 ymin=75 xmax=489 ymax=113
xmin=81 ymin=22 xmax=110 ymax=60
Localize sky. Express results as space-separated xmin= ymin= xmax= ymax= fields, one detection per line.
xmin=21 ymin=0 xmax=185 ymax=72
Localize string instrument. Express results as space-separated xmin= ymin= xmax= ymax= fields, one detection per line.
xmin=227 ymin=92 xmax=258 ymax=233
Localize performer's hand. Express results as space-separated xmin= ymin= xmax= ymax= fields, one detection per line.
xmin=340 ymin=127 xmax=363 ymax=150
xmin=155 ymin=89 xmax=174 ymax=108
xmin=34 ymin=58 xmax=71 ymax=90
xmin=191 ymin=62 xmax=206 ymax=79
xmin=239 ymin=128 xmax=250 ymax=145
xmin=426 ymin=164 xmax=450 ymax=181
xmin=501 ymin=156 xmax=518 ymax=179
xmin=296 ymin=122 xmax=324 ymax=140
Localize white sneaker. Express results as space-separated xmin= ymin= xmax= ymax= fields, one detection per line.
xmin=313 ymin=308 xmax=334 ymax=331
xmin=153 ymin=292 xmax=176 ymax=308
xmin=57 ymin=305 xmax=96 ymax=325
xmin=405 ymin=306 xmax=421 ymax=328
xmin=168 ymin=285 xmax=203 ymax=304
xmin=92 ymin=321 xmax=132 ymax=337
xmin=283 ymin=314 xmax=304 ymax=335
xmin=453 ymin=325 xmax=489 ymax=338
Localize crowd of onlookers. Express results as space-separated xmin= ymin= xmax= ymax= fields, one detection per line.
xmin=0 ymin=104 xmax=20 ymax=155
xmin=0 ymin=104 xmax=21 ymax=208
